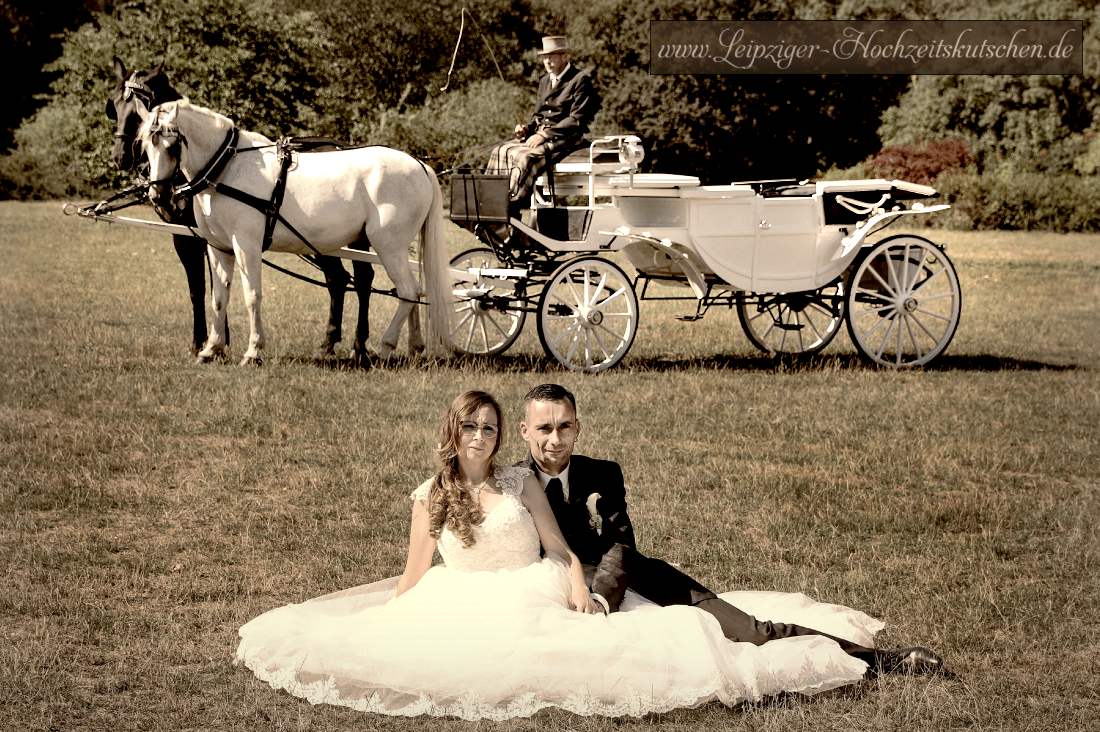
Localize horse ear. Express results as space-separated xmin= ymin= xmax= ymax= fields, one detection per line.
xmin=112 ymin=56 xmax=128 ymax=81
xmin=150 ymin=61 xmax=164 ymax=77
xmin=134 ymin=96 xmax=151 ymax=122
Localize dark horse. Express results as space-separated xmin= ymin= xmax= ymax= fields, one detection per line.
xmin=106 ymin=57 xmax=375 ymax=361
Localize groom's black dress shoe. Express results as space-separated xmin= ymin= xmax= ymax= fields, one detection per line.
xmin=870 ymin=647 xmax=951 ymax=678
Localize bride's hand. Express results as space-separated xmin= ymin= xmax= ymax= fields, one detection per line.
xmin=569 ymin=584 xmax=599 ymax=614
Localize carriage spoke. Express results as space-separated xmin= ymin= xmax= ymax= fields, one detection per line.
xmin=855 ymin=286 xmax=894 ymax=304
xmin=594 ymin=274 xmax=611 ymax=308
xmin=485 ymin=311 xmax=510 ymax=339
xmin=450 ymin=308 xmax=475 ymax=336
xmin=903 ymin=314 xmax=925 ymax=359
xmin=463 ymin=314 xmax=477 ymax=351
xmin=593 ymin=322 xmax=622 ymax=349
xmin=913 ymin=306 xmax=951 ymax=322
xmin=885 ymin=252 xmax=904 ymax=293
xmin=807 ymin=301 xmax=837 ymax=328
xmin=904 ymin=250 xmax=929 ymax=293
xmin=900 ymin=241 xmax=912 ymax=290
xmin=594 ymin=286 xmax=627 ymax=310
xmin=895 ymin=312 xmax=904 ymax=365
xmin=566 ymin=277 xmax=583 ymax=309
xmin=747 ymin=305 xmax=772 ymax=324
xmin=909 ymin=310 xmax=940 ymax=344
xmin=865 ymin=265 xmax=895 ymax=296
xmin=778 ymin=306 xmax=789 ymax=351
xmin=478 ymin=318 xmax=490 ymax=353
xmin=914 ymin=291 xmax=955 ymax=304
xmin=591 ymin=326 xmax=612 ymax=361
xmin=564 ymin=322 xmax=583 ymax=364
xmin=910 ymin=265 xmax=948 ymax=294
xmin=874 ymin=315 xmax=897 ymax=360
xmin=805 ymin=309 xmax=826 ymax=343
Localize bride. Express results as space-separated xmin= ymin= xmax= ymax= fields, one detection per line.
xmin=236 ymin=390 xmax=883 ymax=720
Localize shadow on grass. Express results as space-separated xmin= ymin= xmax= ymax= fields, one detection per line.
xmin=284 ymin=351 xmax=1082 ymax=374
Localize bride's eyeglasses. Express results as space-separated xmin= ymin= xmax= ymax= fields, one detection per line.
xmin=460 ymin=421 xmax=498 ymax=438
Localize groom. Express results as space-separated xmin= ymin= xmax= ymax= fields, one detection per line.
xmin=518 ymin=383 xmax=946 ymax=676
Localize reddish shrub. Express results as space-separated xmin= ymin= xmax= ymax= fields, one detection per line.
xmin=869 ymin=139 xmax=973 ymax=185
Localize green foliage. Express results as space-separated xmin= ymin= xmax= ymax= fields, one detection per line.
xmin=535 ymin=0 xmax=911 ymax=181
xmin=1072 ymin=128 xmax=1100 ymax=174
xmin=285 ymin=0 xmax=540 ymax=142
xmin=360 ymin=79 xmax=530 ymax=168
xmin=0 ymin=0 xmax=329 ymax=198
xmin=0 ymin=0 xmax=95 ymax=151
xmin=878 ymin=2 xmax=1100 ymax=175
xmin=935 ymin=169 xmax=1100 ymax=232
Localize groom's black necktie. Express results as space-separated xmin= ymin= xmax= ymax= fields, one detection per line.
xmin=545 ymin=477 xmax=566 ymax=513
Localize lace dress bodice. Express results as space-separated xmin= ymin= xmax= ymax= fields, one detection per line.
xmin=411 ymin=466 xmax=539 ymax=572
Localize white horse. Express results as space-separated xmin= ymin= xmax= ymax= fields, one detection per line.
xmin=136 ymin=100 xmax=451 ymax=365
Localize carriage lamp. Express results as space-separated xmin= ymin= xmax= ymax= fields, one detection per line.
xmin=618 ymin=136 xmax=644 ymax=170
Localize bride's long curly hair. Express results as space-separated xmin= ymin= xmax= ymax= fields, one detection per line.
xmin=428 ymin=390 xmax=504 ymax=547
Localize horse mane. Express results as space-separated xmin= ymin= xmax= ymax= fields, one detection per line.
xmin=167 ymin=100 xmax=235 ymax=126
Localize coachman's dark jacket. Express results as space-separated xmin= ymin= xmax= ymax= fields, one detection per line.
xmin=519 ymin=65 xmax=601 ymax=146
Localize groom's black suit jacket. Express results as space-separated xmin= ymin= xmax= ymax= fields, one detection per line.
xmin=522 ymin=454 xmax=716 ymax=613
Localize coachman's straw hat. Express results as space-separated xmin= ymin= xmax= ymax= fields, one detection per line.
xmin=538 ymin=36 xmax=570 ymax=55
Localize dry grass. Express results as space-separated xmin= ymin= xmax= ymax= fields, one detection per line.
xmin=1 ymin=201 xmax=1098 ymax=731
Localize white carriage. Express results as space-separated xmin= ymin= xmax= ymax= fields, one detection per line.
xmin=449 ymin=135 xmax=961 ymax=372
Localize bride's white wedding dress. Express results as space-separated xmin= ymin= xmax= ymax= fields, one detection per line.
xmin=236 ymin=467 xmax=883 ymax=720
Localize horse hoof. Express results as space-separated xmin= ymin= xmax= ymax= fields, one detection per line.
xmin=240 ymin=355 xmax=264 ymax=367
xmin=352 ymin=348 xmax=372 ymax=369
xmin=316 ymin=341 xmax=337 ymax=359
xmin=196 ymin=353 xmax=215 ymax=364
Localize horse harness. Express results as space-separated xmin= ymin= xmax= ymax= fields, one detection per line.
xmin=150 ymin=120 xmax=316 ymax=255
xmin=149 ymin=117 xmax=437 ymax=258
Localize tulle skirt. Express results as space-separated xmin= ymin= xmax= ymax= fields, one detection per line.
xmin=236 ymin=560 xmax=882 ymax=720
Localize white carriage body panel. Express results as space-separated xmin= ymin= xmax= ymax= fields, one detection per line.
xmin=612 ymin=182 xmax=851 ymax=293
xmin=685 ymin=191 xmax=757 ymax=286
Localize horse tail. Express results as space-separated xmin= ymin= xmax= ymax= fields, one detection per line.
xmin=420 ymin=167 xmax=453 ymax=355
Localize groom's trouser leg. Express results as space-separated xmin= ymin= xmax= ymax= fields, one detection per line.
xmin=625 ymin=551 xmax=877 ymax=663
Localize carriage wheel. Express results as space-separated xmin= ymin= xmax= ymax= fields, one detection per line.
xmin=736 ymin=280 xmax=846 ymax=356
xmin=449 ymin=247 xmax=526 ymax=356
xmin=845 ymin=235 xmax=961 ymax=367
xmin=536 ymin=256 xmax=639 ymax=373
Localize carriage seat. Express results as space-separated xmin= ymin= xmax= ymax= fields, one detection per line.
xmin=550 ymin=145 xmax=624 ymax=176
xmin=607 ymin=173 xmax=700 ymax=190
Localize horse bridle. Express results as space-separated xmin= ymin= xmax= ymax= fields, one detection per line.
xmin=146 ymin=107 xmax=242 ymax=212
xmin=110 ymin=73 xmax=158 ymax=137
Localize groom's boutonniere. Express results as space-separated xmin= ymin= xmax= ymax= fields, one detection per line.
xmin=586 ymin=493 xmax=602 ymax=535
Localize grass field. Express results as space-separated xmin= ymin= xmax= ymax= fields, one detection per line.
xmin=1 ymin=200 xmax=1098 ymax=731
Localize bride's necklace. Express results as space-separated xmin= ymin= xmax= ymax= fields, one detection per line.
xmin=464 ymin=472 xmax=499 ymax=499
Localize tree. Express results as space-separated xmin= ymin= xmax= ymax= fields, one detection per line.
xmin=877 ymin=1 xmax=1100 ymax=174
xmin=0 ymin=0 xmax=103 ymax=151
xmin=531 ymin=0 xmax=911 ymax=181
xmin=277 ymin=0 xmax=541 ymax=141
xmin=1 ymin=0 xmax=329 ymax=197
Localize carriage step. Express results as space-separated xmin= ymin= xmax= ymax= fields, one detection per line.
xmin=676 ymin=314 xmax=703 ymax=322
